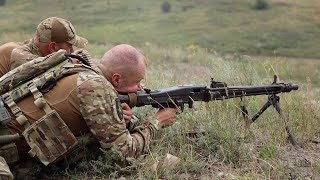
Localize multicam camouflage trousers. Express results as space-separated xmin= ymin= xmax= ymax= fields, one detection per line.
xmin=0 ymin=156 xmax=13 ymax=180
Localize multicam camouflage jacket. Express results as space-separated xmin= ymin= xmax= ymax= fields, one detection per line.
xmin=77 ymin=70 xmax=159 ymax=158
xmin=10 ymin=39 xmax=41 ymax=70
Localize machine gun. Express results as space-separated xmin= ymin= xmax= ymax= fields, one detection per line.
xmin=118 ymin=76 xmax=300 ymax=146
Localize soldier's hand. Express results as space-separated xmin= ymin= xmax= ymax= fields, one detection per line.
xmin=73 ymin=49 xmax=84 ymax=55
xmin=72 ymin=49 xmax=93 ymax=66
xmin=155 ymin=108 xmax=177 ymax=128
xmin=68 ymin=58 xmax=82 ymax=64
xmin=73 ymin=49 xmax=91 ymax=57
xmin=121 ymin=103 xmax=133 ymax=125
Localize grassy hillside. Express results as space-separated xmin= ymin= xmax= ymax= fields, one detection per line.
xmin=1 ymin=0 xmax=320 ymax=57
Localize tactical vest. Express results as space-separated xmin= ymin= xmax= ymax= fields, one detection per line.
xmin=0 ymin=49 xmax=95 ymax=166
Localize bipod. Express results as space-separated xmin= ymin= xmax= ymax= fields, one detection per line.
xmin=245 ymin=75 xmax=299 ymax=147
xmin=250 ymin=94 xmax=299 ymax=147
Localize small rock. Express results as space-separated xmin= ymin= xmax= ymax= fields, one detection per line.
xmin=218 ymin=172 xmax=225 ymax=177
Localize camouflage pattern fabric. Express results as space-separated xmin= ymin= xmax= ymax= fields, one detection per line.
xmin=77 ymin=71 xmax=159 ymax=158
xmin=36 ymin=17 xmax=88 ymax=48
xmin=0 ymin=42 xmax=22 ymax=77
xmin=1 ymin=52 xmax=94 ymax=104
xmin=0 ymin=156 xmax=13 ymax=180
xmin=23 ymin=110 xmax=78 ymax=166
xmin=0 ymin=49 xmax=67 ymax=95
xmin=10 ymin=39 xmax=42 ymax=70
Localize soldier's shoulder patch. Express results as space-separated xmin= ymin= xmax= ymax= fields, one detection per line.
xmin=115 ymin=98 xmax=123 ymax=122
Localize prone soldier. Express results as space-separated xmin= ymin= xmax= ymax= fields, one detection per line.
xmin=0 ymin=44 xmax=177 ymax=179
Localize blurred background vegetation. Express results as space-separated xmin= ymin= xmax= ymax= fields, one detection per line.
xmin=1 ymin=0 xmax=320 ymax=86
xmin=1 ymin=0 xmax=320 ymax=58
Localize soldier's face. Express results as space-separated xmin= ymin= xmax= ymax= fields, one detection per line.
xmin=117 ymin=77 xmax=144 ymax=94
xmin=115 ymin=63 xmax=146 ymax=94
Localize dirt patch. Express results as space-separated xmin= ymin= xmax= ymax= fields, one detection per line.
xmin=278 ymin=135 xmax=320 ymax=179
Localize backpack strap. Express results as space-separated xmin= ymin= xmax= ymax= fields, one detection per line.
xmin=29 ymin=81 xmax=53 ymax=114
xmin=2 ymin=93 xmax=29 ymax=129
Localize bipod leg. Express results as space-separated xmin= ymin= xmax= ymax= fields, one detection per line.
xmin=270 ymin=95 xmax=299 ymax=147
xmin=250 ymin=98 xmax=273 ymax=123
xmin=239 ymin=98 xmax=252 ymax=133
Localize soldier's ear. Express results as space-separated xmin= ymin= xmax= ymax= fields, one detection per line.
xmin=48 ymin=42 xmax=58 ymax=53
xmin=111 ymin=73 xmax=121 ymax=87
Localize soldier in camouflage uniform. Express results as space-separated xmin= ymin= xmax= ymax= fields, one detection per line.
xmin=9 ymin=17 xmax=88 ymax=70
xmin=2 ymin=44 xmax=176 ymax=179
xmin=0 ymin=41 xmax=29 ymax=77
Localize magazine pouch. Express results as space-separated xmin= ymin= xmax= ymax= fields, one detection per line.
xmin=22 ymin=110 xmax=78 ymax=166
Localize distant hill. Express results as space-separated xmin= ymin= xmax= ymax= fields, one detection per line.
xmin=1 ymin=0 xmax=320 ymax=58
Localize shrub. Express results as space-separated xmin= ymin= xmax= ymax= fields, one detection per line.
xmin=0 ymin=0 xmax=6 ymax=6
xmin=254 ymin=0 xmax=269 ymax=10
xmin=161 ymin=1 xmax=171 ymax=13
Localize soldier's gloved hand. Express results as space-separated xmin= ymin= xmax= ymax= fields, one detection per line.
xmin=155 ymin=108 xmax=177 ymax=128
xmin=72 ymin=49 xmax=93 ymax=66
xmin=121 ymin=103 xmax=133 ymax=125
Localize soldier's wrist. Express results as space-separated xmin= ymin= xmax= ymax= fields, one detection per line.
xmin=147 ymin=119 xmax=162 ymax=130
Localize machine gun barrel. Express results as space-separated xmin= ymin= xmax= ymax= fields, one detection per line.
xmin=207 ymin=83 xmax=299 ymax=101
